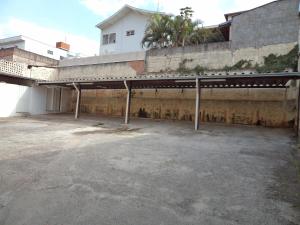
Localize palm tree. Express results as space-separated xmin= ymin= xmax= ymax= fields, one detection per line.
xmin=142 ymin=14 xmax=172 ymax=49
xmin=142 ymin=7 xmax=225 ymax=49
xmin=169 ymin=15 xmax=184 ymax=47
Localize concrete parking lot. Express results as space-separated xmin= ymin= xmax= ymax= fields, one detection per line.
xmin=0 ymin=114 xmax=299 ymax=225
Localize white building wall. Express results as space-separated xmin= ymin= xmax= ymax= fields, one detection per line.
xmin=0 ymin=83 xmax=23 ymax=117
xmin=100 ymin=12 xmax=150 ymax=54
xmin=30 ymin=86 xmax=48 ymax=115
xmin=15 ymin=85 xmax=30 ymax=113
xmin=0 ymin=83 xmax=48 ymax=117
xmin=23 ymin=37 xmax=68 ymax=60
xmin=0 ymin=36 xmax=69 ymax=60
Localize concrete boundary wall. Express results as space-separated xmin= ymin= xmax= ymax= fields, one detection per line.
xmin=146 ymin=42 xmax=297 ymax=73
xmin=59 ymin=51 xmax=146 ymax=67
xmin=31 ymin=67 xmax=58 ymax=81
xmin=58 ymin=62 xmax=139 ymax=80
xmin=56 ymin=41 xmax=297 ymax=80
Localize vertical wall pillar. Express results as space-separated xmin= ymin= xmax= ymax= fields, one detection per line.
xmin=124 ymin=80 xmax=132 ymax=124
xmin=73 ymin=83 xmax=81 ymax=119
xmin=195 ymin=78 xmax=201 ymax=130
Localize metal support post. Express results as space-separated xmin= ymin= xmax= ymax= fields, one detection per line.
xmin=195 ymin=78 xmax=201 ymax=130
xmin=72 ymin=82 xmax=81 ymax=119
xmin=124 ymin=80 xmax=132 ymax=124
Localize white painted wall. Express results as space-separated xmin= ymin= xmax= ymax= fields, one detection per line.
xmin=23 ymin=37 xmax=69 ymax=60
xmin=30 ymin=86 xmax=48 ymax=115
xmin=0 ymin=83 xmax=48 ymax=117
xmin=0 ymin=36 xmax=70 ymax=60
xmin=100 ymin=12 xmax=150 ymax=54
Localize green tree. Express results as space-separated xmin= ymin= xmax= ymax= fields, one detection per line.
xmin=142 ymin=7 xmax=225 ymax=49
xmin=169 ymin=15 xmax=200 ymax=47
xmin=179 ymin=7 xmax=194 ymax=47
xmin=141 ymin=14 xmax=172 ymax=49
xmin=188 ymin=27 xmax=225 ymax=45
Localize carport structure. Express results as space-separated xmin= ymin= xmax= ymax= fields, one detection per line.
xmin=0 ymin=71 xmax=36 ymax=86
xmin=37 ymin=72 xmax=300 ymax=132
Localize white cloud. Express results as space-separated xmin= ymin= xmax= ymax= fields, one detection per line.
xmin=0 ymin=18 xmax=99 ymax=56
xmin=81 ymin=0 xmax=274 ymax=25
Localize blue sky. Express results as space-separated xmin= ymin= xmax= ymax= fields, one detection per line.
xmin=0 ymin=0 xmax=273 ymax=56
xmin=0 ymin=0 xmax=103 ymax=41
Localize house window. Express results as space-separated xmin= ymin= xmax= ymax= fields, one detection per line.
xmin=109 ymin=33 xmax=116 ymax=43
xmin=47 ymin=50 xmax=53 ymax=55
xmin=126 ymin=30 xmax=135 ymax=36
xmin=102 ymin=33 xmax=116 ymax=45
xmin=102 ymin=34 xmax=109 ymax=45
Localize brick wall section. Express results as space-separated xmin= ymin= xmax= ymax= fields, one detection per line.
xmin=0 ymin=47 xmax=58 ymax=66
xmin=0 ymin=48 xmax=14 ymax=58
xmin=128 ymin=60 xmax=145 ymax=74
xmin=13 ymin=48 xmax=58 ymax=66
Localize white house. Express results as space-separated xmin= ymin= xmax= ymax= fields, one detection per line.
xmin=0 ymin=35 xmax=73 ymax=60
xmin=96 ymin=5 xmax=162 ymax=55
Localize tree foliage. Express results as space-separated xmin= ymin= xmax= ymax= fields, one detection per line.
xmin=142 ymin=7 xmax=225 ymax=49
xmin=141 ymin=14 xmax=172 ymax=49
